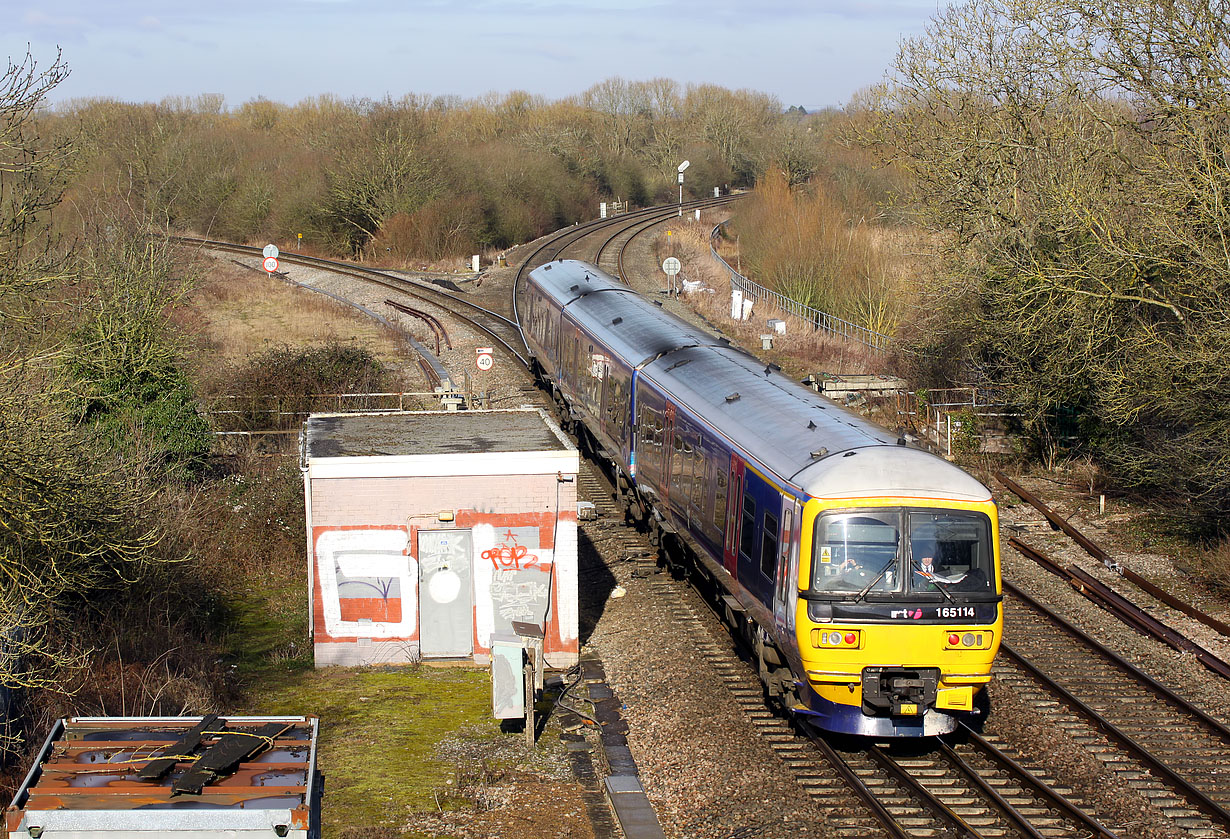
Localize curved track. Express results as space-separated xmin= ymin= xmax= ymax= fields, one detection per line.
xmin=177 ymin=237 xmax=532 ymax=370
xmin=509 ymin=195 xmax=742 ymax=352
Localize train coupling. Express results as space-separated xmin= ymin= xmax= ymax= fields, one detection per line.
xmin=861 ymin=666 xmax=940 ymax=717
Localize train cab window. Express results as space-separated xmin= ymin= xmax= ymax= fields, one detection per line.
xmin=812 ymin=512 xmax=902 ymax=594
xmin=761 ymin=512 xmax=779 ymax=578
xmin=739 ymin=496 xmax=757 ymax=558
xmin=908 ymin=511 xmax=995 ymax=594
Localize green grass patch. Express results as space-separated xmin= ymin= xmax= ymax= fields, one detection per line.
xmin=221 ymin=574 xmax=313 ymax=678
xmin=242 ymin=665 xmax=500 ymax=838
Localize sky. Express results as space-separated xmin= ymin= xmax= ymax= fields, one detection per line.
xmin=9 ymin=0 xmax=942 ymax=111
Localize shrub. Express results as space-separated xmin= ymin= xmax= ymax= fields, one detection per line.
xmin=213 ymin=341 xmax=393 ymax=431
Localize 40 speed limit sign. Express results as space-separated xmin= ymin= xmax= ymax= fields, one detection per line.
xmin=476 ymin=347 xmax=494 ymax=371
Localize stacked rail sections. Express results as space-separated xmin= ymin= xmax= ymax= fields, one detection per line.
xmin=5 ymin=715 xmax=321 ymax=839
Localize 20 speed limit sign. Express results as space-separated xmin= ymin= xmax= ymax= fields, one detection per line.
xmin=263 ymin=256 xmax=279 ymax=273
xmin=476 ymin=347 xmax=494 ymax=371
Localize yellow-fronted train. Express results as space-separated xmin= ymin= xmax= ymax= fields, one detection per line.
xmin=522 ymin=260 xmax=1001 ymax=737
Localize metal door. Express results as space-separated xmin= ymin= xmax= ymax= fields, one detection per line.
xmin=662 ymin=403 xmax=677 ymax=507
xmin=417 ymin=529 xmax=473 ymax=657
xmin=724 ymin=454 xmax=745 ymax=575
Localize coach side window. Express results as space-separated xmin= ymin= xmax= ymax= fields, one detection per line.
xmin=713 ymin=470 xmax=728 ymax=531
xmin=761 ymin=512 xmax=779 ymax=578
xmin=691 ymin=442 xmax=707 ymax=514
xmin=681 ymin=441 xmax=695 ymax=501
xmin=670 ymin=434 xmax=684 ymax=497
xmin=739 ymin=495 xmax=757 ymax=558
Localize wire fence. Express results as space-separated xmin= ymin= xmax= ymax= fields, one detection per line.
xmin=709 ymin=222 xmax=892 ymax=353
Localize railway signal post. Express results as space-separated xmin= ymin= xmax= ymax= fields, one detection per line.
xmin=677 ymin=160 xmax=689 ymax=216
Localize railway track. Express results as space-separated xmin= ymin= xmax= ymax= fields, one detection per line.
xmin=178 ymin=237 xmax=532 ymax=370
xmin=576 ymin=458 xmax=1121 ymax=839
xmin=509 ymin=196 xmax=742 ymax=345
xmin=998 ymin=583 xmax=1230 ymax=836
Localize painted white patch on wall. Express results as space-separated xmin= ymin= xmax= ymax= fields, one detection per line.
xmin=316 ymin=529 xmax=414 ymax=638
xmin=554 ymin=520 xmax=579 ymax=643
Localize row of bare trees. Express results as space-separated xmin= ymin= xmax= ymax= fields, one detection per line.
xmin=860 ymin=0 xmax=1230 ymax=534
xmin=47 ymin=78 xmax=805 ymax=261
xmin=2 ymin=51 xmax=215 ymax=763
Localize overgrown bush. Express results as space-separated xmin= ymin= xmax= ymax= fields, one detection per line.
xmin=729 ymin=169 xmax=912 ymax=335
xmin=214 ymin=341 xmax=393 ymax=431
xmin=66 ymin=232 xmax=212 ymax=478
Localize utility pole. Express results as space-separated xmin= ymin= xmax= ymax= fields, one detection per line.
xmin=677 ymin=160 xmax=690 ymax=216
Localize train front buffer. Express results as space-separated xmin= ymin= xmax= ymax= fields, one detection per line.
xmin=793 ymin=496 xmax=1003 ymax=736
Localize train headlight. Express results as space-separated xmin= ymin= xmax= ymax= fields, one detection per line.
xmin=812 ymin=629 xmax=860 ymax=648
xmin=943 ymin=631 xmax=993 ymax=650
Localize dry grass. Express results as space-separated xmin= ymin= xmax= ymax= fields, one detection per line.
xmin=1194 ymin=538 xmax=1230 ymax=594
xmin=655 ymin=219 xmax=885 ymax=378
xmin=177 ymin=255 xmax=411 ymax=391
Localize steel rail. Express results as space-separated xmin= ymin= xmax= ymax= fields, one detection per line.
xmin=953 ymin=727 xmax=1121 ymax=839
xmin=996 ymin=471 xmax=1230 ymax=638
xmin=933 ymin=741 xmax=1054 ymax=839
xmin=384 ymin=298 xmax=451 ymax=354
xmin=1009 ymin=537 xmax=1230 ymax=680
xmin=866 ymin=745 xmax=985 ymax=838
xmin=796 ymin=730 xmax=912 ymax=839
xmin=1000 ymin=640 xmax=1230 ymax=827
xmin=1004 ymin=580 xmax=1230 ymax=741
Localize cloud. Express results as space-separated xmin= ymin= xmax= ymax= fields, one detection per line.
xmin=22 ymin=9 xmax=90 ymax=29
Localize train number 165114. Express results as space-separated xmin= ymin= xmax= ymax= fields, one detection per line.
xmin=936 ymin=606 xmax=976 ymax=618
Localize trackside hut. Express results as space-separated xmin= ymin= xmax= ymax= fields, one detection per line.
xmin=301 ymin=409 xmax=579 ymax=668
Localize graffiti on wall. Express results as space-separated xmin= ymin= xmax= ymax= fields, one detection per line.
xmin=473 ymin=525 xmax=553 ymax=645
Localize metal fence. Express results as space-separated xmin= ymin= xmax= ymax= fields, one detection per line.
xmin=709 ymin=222 xmax=892 ymax=353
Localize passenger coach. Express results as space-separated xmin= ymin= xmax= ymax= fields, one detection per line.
xmin=522 ymin=260 xmax=1002 ymax=736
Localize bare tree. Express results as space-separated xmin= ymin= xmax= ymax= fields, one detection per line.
xmin=861 ymin=0 xmax=1230 ymax=529
xmin=0 ymin=48 xmax=72 ymax=330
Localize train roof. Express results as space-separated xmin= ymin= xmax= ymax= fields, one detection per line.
xmin=530 ymin=260 xmax=990 ymax=503
xmin=529 ymin=260 xmax=724 ymax=366
xmin=642 ymin=347 xmax=991 ymax=503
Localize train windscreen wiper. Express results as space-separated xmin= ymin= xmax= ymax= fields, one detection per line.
xmin=916 ymin=565 xmax=958 ymax=603
xmin=852 ymin=557 xmax=899 ymax=603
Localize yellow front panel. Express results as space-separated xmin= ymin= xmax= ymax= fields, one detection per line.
xmin=796 ymin=494 xmax=1003 ymax=709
